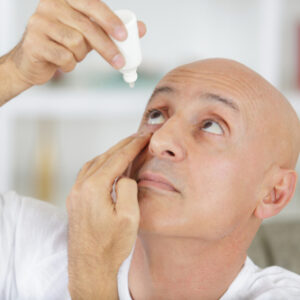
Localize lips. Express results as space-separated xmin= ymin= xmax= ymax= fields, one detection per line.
xmin=137 ymin=172 xmax=178 ymax=192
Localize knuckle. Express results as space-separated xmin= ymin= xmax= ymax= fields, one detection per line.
xmin=81 ymin=180 xmax=96 ymax=193
xmin=27 ymin=14 xmax=41 ymax=29
xmin=37 ymin=0 xmax=48 ymax=13
xmin=73 ymin=32 xmax=84 ymax=46
xmin=73 ymin=13 xmax=93 ymax=33
xmin=59 ymin=27 xmax=73 ymax=44
xmin=69 ymin=32 xmax=84 ymax=50
xmin=58 ymin=50 xmax=73 ymax=65
xmin=83 ymin=159 xmax=93 ymax=170
xmin=64 ymin=51 xmax=74 ymax=63
xmin=22 ymin=32 xmax=35 ymax=49
xmin=38 ymin=0 xmax=57 ymax=14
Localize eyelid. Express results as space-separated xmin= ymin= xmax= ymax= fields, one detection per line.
xmin=143 ymin=108 xmax=231 ymax=135
xmin=143 ymin=107 xmax=169 ymax=123
xmin=201 ymin=119 xmax=224 ymax=135
xmin=202 ymin=115 xmax=230 ymax=135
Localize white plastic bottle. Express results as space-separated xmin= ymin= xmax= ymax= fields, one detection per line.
xmin=112 ymin=9 xmax=142 ymax=88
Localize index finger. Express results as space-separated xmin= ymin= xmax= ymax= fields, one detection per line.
xmin=65 ymin=0 xmax=127 ymax=40
xmin=81 ymin=134 xmax=136 ymax=180
xmin=92 ymin=133 xmax=151 ymax=191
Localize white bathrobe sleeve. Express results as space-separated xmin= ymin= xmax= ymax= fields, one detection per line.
xmin=0 ymin=191 xmax=71 ymax=300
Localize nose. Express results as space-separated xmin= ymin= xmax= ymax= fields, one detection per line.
xmin=148 ymin=118 xmax=186 ymax=162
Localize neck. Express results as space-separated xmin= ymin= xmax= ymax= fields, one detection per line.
xmin=128 ymin=224 xmax=258 ymax=300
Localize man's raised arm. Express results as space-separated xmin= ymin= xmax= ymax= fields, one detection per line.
xmin=0 ymin=0 xmax=146 ymax=106
xmin=0 ymin=1 xmax=147 ymax=298
xmin=0 ymin=50 xmax=32 ymax=106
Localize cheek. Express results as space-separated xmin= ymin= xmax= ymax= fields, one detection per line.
xmin=186 ymin=156 xmax=257 ymax=239
xmin=188 ymin=150 xmax=259 ymax=202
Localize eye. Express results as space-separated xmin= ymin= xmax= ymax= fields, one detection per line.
xmin=145 ymin=109 xmax=166 ymax=125
xmin=201 ymin=120 xmax=223 ymax=135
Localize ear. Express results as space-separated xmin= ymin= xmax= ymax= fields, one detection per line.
xmin=254 ymin=169 xmax=298 ymax=219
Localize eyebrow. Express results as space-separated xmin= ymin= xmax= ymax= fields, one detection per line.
xmin=201 ymin=93 xmax=240 ymax=112
xmin=148 ymin=86 xmax=240 ymax=112
xmin=148 ymin=86 xmax=175 ymax=104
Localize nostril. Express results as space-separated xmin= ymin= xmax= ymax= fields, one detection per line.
xmin=165 ymin=150 xmax=175 ymax=157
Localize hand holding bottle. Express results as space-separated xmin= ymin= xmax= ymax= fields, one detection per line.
xmin=0 ymin=0 xmax=146 ymax=103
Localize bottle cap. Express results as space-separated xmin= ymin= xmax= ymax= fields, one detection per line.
xmin=122 ymin=69 xmax=138 ymax=87
xmin=112 ymin=9 xmax=142 ymax=87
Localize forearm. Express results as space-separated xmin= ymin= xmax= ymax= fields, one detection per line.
xmin=0 ymin=50 xmax=32 ymax=107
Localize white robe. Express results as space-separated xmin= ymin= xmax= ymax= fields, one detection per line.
xmin=1 ymin=191 xmax=300 ymax=300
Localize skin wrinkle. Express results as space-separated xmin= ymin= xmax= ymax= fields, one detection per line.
xmin=202 ymin=93 xmax=240 ymax=112
xmin=165 ymin=70 xmax=258 ymax=124
xmin=156 ymin=73 xmax=252 ymax=144
xmin=127 ymin=58 xmax=300 ymax=300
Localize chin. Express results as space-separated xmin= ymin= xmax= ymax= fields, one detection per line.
xmin=137 ymin=187 xmax=186 ymax=237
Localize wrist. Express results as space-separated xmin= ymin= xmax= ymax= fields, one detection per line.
xmin=68 ymin=254 xmax=120 ymax=300
xmin=0 ymin=51 xmax=32 ymax=106
xmin=4 ymin=56 xmax=33 ymax=95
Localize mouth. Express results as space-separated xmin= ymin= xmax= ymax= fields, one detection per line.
xmin=137 ymin=172 xmax=178 ymax=192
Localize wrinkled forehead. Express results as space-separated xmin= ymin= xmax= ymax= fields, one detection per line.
xmin=159 ymin=62 xmax=263 ymax=108
xmin=150 ymin=61 xmax=270 ymax=125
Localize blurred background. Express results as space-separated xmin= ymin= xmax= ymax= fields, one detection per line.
xmin=0 ymin=0 xmax=300 ymax=223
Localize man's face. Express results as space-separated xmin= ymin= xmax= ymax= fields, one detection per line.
xmin=129 ymin=61 xmax=272 ymax=241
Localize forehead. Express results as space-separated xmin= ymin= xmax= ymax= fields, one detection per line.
xmin=148 ymin=65 xmax=261 ymax=119
xmin=148 ymin=85 xmax=240 ymax=115
xmin=156 ymin=66 xmax=256 ymax=106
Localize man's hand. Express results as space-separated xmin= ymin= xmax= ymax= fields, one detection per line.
xmin=67 ymin=133 xmax=150 ymax=300
xmin=0 ymin=0 xmax=146 ymax=105
xmin=8 ymin=0 xmax=146 ymax=86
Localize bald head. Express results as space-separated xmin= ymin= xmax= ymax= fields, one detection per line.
xmin=158 ymin=58 xmax=300 ymax=169
xmin=132 ymin=58 xmax=300 ymax=239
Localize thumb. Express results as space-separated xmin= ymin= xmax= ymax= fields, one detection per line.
xmin=115 ymin=177 xmax=140 ymax=222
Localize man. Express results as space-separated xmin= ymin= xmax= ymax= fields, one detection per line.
xmin=0 ymin=1 xmax=300 ymax=300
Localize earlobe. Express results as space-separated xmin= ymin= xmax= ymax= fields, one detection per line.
xmin=254 ymin=169 xmax=297 ymax=220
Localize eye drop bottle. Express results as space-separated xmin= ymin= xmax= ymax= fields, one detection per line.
xmin=112 ymin=9 xmax=142 ymax=88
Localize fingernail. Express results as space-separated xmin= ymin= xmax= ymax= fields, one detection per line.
xmin=112 ymin=54 xmax=125 ymax=69
xmin=114 ymin=25 xmax=127 ymax=40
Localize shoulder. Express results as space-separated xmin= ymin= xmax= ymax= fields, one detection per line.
xmin=0 ymin=191 xmax=70 ymax=299
xmin=1 ymin=190 xmax=68 ymax=252
xmin=249 ymin=264 xmax=300 ymax=299
xmin=0 ymin=189 xmax=66 ymax=221
xmin=222 ymin=257 xmax=300 ymax=300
